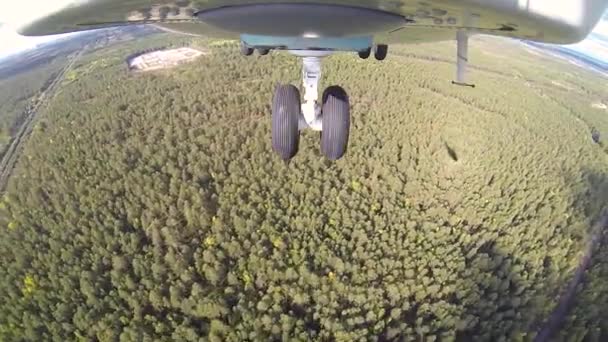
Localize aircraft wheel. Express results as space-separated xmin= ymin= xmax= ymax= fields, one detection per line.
xmin=320 ymin=86 xmax=350 ymax=160
xmin=258 ymin=48 xmax=270 ymax=56
xmin=374 ymin=44 xmax=388 ymax=61
xmin=358 ymin=48 xmax=371 ymax=59
xmin=240 ymin=41 xmax=254 ymax=56
xmin=272 ymin=84 xmax=301 ymax=160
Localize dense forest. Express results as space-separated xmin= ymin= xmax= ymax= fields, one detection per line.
xmin=0 ymin=31 xmax=607 ymax=341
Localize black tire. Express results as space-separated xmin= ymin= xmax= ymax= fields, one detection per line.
xmin=240 ymin=41 xmax=253 ymax=56
xmin=272 ymin=84 xmax=301 ymax=160
xmin=358 ymin=48 xmax=371 ymax=59
xmin=374 ymin=44 xmax=388 ymax=61
xmin=320 ymin=86 xmax=350 ymax=160
xmin=258 ymin=48 xmax=270 ymax=56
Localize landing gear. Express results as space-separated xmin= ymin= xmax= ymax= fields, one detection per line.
xmin=320 ymin=86 xmax=350 ymax=160
xmin=270 ymin=51 xmax=351 ymax=161
xmin=452 ymin=30 xmax=475 ymax=87
xmin=359 ymin=44 xmax=388 ymax=61
xmin=358 ymin=47 xmax=371 ymax=59
xmin=240 ymin=41 xmax=254 ymax=56
xmin=272 ymin=85 xmax=300 ymax=160
xmin=242 ymin=42 xmax=272 ymax=56
xmin=374 ymin=44 xmax=388 ymax=60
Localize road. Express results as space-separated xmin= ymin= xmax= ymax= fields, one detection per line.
xmin=0 ymin=47 xmax=85 ymax=192
xmin=535 ymin=210 xmax=608 ymax=342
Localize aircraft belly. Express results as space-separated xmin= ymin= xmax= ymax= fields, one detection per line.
xmin=12 ymin=0 xmax=608 ymax=45
xmin=240 ymin=34 xmax=374 ymax=51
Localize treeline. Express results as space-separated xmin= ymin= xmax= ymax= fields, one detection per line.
xmin=0 ymin=34 xmax=607 ymax=341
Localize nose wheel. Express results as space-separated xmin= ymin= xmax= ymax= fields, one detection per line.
xmin=271 ymin=51 xmax=351 ymax=161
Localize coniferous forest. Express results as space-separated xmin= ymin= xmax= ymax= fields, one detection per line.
xmin=0 ymin=31 xmax=607 ymax=341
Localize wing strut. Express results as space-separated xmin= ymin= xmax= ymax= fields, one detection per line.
xmin=452 ymin=30 xmax=475 ymax=88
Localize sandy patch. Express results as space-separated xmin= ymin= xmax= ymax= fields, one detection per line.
xmin=551 ymin=80 xmax=573 ymax=91
xmin=128 ymin=47 xmax=206 ymax=71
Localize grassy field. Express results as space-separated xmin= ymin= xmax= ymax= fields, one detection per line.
xmin=0 ymin=32 xmax=607 ymax=341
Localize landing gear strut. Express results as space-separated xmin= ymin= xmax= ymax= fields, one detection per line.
xmin=271 ymin=85 xmax=300 ymax=160
xmin=452 ymin=30 xmax=475 ymax=87
xmin=272 ymin=51 xmax=350 ymax=161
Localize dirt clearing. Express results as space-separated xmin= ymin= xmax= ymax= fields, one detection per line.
xmin=127 ymin=47 xmax=205 ymax=71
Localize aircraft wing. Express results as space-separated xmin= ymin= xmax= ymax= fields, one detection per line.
xmin=11 ymin=0 xmax=608 ymax=44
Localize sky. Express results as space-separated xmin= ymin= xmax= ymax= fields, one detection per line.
xmin=0 ymin=6 xmax=607 ymax=60
xmin=0 ymin=24 xmax=76 ymax=58
xmin=565 ymin=18 xmax=608 ymax=63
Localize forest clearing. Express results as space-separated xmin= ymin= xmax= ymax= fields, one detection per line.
xmin=127 ymin=47 xmax=206 ymax=71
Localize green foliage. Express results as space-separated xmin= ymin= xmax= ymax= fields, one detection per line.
xmin=0 ymin=33 xmax=607 ymax=341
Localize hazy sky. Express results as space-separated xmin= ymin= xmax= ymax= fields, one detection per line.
xmin=0 ymin=25 xmax=75 ymax=58
xmin=0 ymin=4 xmax=607 ymax=60
xmin=568 ymin=18 xmax=608 ymax=62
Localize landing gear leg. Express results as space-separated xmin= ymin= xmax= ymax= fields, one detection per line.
xmin=271 ymin=51 xmax=351 ymax=161
xmin=452 ymin=30 xmax=475 ymax=87
xmin=299 ymin=55 xmax=324 ymax=132
xmin=320 ymin=86 xmax=350 ymax=160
